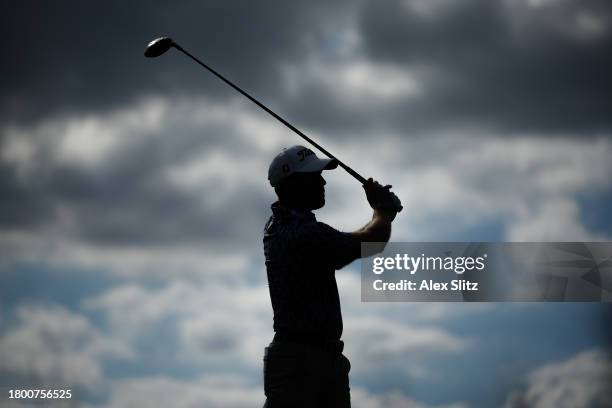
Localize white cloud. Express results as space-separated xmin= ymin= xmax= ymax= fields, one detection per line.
xmin=2 ymin=401 xmax=75 ymax=408
xmin=280 ymin=7 xmax=424 ymax=106
xmin=343 ymin=316 xmax=468 ymax=379
xmin=317 ymin=133 xmax=612 ymax=241
xmin=352 ymin=387 xmax=467 ymax=408
xmin=1 ymin=98 xmax=167 ymax=173
xmin=0 ymin=305 xmax=133 ymax=388
xmin=98 ymin=375 xmax=466 ymax=408
xmin=505 ymin=0 xmax=612 ymax=43
xmin=49 ymin=242 xmax=251 ymax=281
xmin=504 ymin=348 xmax=612 ymax=408
xmin=80 ymin=275 xmax=478 ymax=405
xmin=163 ymin=147 xmax=268 ymax=210
xmin=282 ymin=57 xmax=422 ymax=107
xmin=403 ymin=0 xmax=462 ymax=20
xmin=506 ymin=197 xmax=603 ymax=241
xmin=55 ymin=99 xmax=167 ymax=167
xmin=84 ymin=281 xmax=273 ymax=368
xmin=0 ymin=95 xmax=280 ymax=280
xmin=0 ymin=93 xmax=282 ymax=179
xmin=2 ymin=94 xmax=610 ymax=284
xmin=100 ymin=374 xmax=262 ymax=408
xmin=337 ymin=61 xmax=422 ymax=101
xmin=0 ymin=230 xmax=252 ymax=281
xmin=84 ymin=273 xmax=478 ymax=381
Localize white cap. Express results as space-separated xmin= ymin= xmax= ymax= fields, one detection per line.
xmin=268 ymin=145 xmax=338 ymax=187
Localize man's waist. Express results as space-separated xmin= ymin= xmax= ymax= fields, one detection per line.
xmin=273 ymin=329 xmax=344 ymax=353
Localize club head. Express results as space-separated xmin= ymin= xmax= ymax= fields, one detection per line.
xmin=144 ymin=37 xmax=174 ymax=58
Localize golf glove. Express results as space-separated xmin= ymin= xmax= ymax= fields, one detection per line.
xmin=364 ymin=178 xmax=403 ymax=212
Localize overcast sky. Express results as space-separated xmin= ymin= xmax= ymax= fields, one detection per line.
xmin=1 ymin=1 xmax=611 ymax=407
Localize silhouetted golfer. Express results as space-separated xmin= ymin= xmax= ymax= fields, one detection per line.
xmin=263 ymin=145 xmax=400 ymax=407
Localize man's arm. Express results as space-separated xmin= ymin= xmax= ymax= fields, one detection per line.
xmin=303 ymin=179 xmax=400 ymax=268
xmin=349 ymin=178 xmax=401 ymax=256
xmin=349 ymin=209 xmax=395 ymax=243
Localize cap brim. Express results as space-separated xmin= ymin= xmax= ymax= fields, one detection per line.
xmin=296 ymin=157 xmax=338 ymax=173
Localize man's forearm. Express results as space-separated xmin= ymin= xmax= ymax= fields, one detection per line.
xmin=351 ymin=209 xmax=395 ymax=243
xmin=353 ymin=178 xmax=401 ymax=255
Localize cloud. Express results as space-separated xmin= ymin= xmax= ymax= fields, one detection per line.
xmin=4 ymin=0 xmax=611 ymax=137
xmin=84 ymin=273 xmax=478 ymax=380
xmin=84 ymin=280 xmax=273 ymax=368
xmin=2 ymin=94 xmax=609 ymax=282
xmin=333 ymin=274 xmax=476 ymax=379
xmin=0 ymin=95 xmax=281 ymax=279
xmin=2 ymin=2 xmax=611 ymax=407
xmin=96 ymin=375 xmax=466 ymax=408
xmin=352 ymin=387 xmax=467 ymax=408
xmin=282 ymin=57 xmax=423 ymax=107
xmin=2 ymin=1 xmax=611 ymax=283
xmin=99 ymin=374 xmax=262 ymax=408
xmin=503 ymin=348 xmax=612 ymax=408
xmin=0 ymin=0 xmax=351 ymax=124
xmin=317 ymin=133 xmax=612 ymax=241
xmin=343 ymin=316 xmax=469 ymax=378
xmin=506 ymin=197 xmax=602 ymax=241
xmin=0 ymin=304 xmax=133 ymax=388
xmin=505 ymin=0 xmax=612 ymax=43
xmin=357 ymin=0 xmax=612 ymax=133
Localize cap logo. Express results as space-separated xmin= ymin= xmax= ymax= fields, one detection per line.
xmin=297 ymin=148 xmax=314 ymax=162
xmin=282 ymin=164 xmax=290 ymax=173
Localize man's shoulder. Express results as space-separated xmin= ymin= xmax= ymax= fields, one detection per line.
xmin=264 ymin=213 xmax=360 ymax=269
xmin=293 ymin=220 xmax=355 ymax=252
xmin=263 ymin=203 xmax=350 ymax=244
xmin=298 ymin=219 xmax=337 ymax=234
xmin=265 ymin=214 xmax=341 ymax=240
xmin=265 ymin=214 xmax=321 ymax=234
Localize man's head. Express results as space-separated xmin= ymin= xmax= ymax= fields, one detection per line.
xmin=268 ymin=145 xmax=338 ymax=210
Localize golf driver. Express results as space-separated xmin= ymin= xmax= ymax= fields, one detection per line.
xmin=144 ymin=36 xmax=402 ymax=211
xmin=145 ymin=36 xmax=368 ymax=181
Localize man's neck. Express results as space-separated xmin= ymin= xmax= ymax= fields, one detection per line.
xmin=278 ymin=200 xmax=315 ymax=213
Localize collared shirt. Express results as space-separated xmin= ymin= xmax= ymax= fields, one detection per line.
xmin=263 ymin=202 xmax=361 ymax=341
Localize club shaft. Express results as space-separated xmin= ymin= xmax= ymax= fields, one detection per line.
xmin=172 ymin=42 xmax=367 ymax=185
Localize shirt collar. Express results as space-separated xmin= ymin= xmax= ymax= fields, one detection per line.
xmin=271 ymin=201 xmax=316 ymax=221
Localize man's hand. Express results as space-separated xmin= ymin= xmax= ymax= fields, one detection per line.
xmin=363 ymin=178 xmax=403 ymax=213
xmin=350 ymin=178 xmax=402 ymax=248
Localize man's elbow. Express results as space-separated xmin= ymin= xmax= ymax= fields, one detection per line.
xmin=350 ymin=220 xmax=392 ymax=242
xmin=350 ymin=226 xmax=391 ymax=257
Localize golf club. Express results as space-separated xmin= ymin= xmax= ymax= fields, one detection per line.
xmin=145 ymin=37 xmax=402 ymax=211
xmin=145 ymin=36 xmax=369 ymax=182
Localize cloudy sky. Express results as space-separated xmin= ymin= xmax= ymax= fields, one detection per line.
xmin=1 ymin=0 xmax=611 ymax=407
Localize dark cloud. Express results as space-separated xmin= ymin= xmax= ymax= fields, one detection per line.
xmin=3 ymin=0 xmax=610 ymax=133
xmin=0 ymin=0 xmax=340 ymax=123
xmin=0 ymin=163 xmax=54 ymax=229
xmin=0 ymin=163 xmax=267 ymax=248
xmin=2 ymin=0 xmax=611 ymax=252
xmin=356 ymin=0 xmax=612 ymax=133
xmin=0 ymin=111 xmax=272 ymax=248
